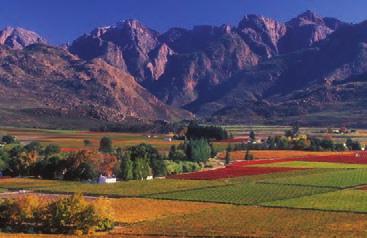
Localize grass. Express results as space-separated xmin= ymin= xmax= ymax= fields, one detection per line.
xmin=0 ymin=178 xmax=229 ymax=197
xmin=264 ymin=189 xmax=367 ymax=213
xmin=149 ymin=182 xmax=335 ymax=205
xmin=251 ymin=161 xmax=367 ymax=169
xmin=259 ymin=169 xmax=367 ymax=188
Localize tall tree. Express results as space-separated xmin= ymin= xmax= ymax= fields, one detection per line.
xmin=99 ymin=137 xmax=113 ymax=153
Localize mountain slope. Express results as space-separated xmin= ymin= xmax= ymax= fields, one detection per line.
xmin=191 ymin=20 xmax=367 ymax=127
xmin=0 ymin=44 xmax=191 ymax=128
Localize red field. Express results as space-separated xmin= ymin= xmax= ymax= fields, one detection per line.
xmin=171 ymin=152 xmax=367 ymax=180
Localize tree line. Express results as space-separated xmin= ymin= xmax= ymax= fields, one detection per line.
xmin=0 ymin=135 xmax=215 ymax=181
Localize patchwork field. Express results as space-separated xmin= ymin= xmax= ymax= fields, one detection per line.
xmin=2 ymin=126 xmax=367 ymax=237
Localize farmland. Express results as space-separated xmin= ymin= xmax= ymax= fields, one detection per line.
xmin=2 ymin=126 xmax=367 ymax=237
xmin=0 ymin=178 xmax=229 ymax=197
xmin=0 ymin=127 xmax=180 ymax=153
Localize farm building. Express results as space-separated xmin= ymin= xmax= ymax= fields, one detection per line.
xmin=98 ymin=175 xmax=117 ymax=184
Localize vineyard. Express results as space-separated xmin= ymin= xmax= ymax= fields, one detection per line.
xmin=2 ymin=127 xmax=367 ymax=237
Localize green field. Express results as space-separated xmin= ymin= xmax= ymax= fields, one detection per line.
xmin=0 ymin=178 xmax=230 ymax=197
xmin=149 ymin=182 xmax=335 ymax=205
xmin=264 ymin=189 xmax=367 ymax=213
xmin=259 ymin=169 xmax=367 ymax=188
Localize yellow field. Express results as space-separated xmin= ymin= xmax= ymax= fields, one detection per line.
xmin=218 ymin=150 xmax=354 ymax=161
xmin=3 ymin=202 xmax=367 ymax=238
xmin=118 ymin=205 xmax=367 ymax=238
xmin=108 ymin=198 xmax=220 ymax=223
xmin=0 ymin=127 xmax=179 ymax=153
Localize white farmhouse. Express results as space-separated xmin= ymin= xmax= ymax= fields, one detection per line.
xmin=98 ymin=175 xmax=117 ymax=184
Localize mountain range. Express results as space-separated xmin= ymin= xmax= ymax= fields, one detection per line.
xmin=1 ymin=10 xmax=367 ymax=128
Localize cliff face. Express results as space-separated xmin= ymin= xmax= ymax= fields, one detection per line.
xmin=69 ymin=20 xmax=160 ymax=83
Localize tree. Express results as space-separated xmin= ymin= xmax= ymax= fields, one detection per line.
xmin=128 ymin=143 xmax=165 ymax=177
xmin=24 ymin=141 xmax=42 ymax=153
xmin=249 ymin=131 xmax=256 ymax=142
xmin=168 ymin=145 xmax=187 ymax=161
xmin=244 ymin=148 xmax=253 ymax=161
xmin=346 ymin=138 xmax=362 ymax=151
xmin=99 ymin=137 xmax=113 ymax=153
xmin=34 ymin=156 xmax=61 ymax=179
xmin=83 ymin=139 xmax=92 ymax=147
xmin=224 ymin=150 xmax=231 ymax=165
xmin=1 ymin=135 xmax=17 ymax=144
xmin=119 ymin=153 xmax=133 ymax=180
xmin=40 ymin=194 xmax=114 ymax=234
xmin=185 ymin=139 xmax=211 ymax=163
xmin=0 ymin=150 xmax=10 ymax=172
xmin=186 ymin=121 xmax=229 ymax=140
xmin=209 ymin=143 xmax=217 ymax=158
xmin=44 ymin=144 xmax=60 ymax=157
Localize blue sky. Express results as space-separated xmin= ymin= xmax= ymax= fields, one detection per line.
xmin=1 ymin=0 xmax=366 ymax=44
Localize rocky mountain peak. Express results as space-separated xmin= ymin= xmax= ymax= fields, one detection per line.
xmin=289 ymin=10 xmax=323 ymax=26
xmin=237 ymin=14 xmax=286 ymax=57
xmin=0 ymin=26 xmax=46 ymax=49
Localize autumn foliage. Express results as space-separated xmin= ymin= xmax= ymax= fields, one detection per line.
xmin=0 ymin=194 xmax=114 ymax=235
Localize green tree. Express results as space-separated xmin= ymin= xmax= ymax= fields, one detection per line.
xmin=24 ymin=141 xmax=42 ymax=153
xmin=1 ymin=135 xmax=17 ymax=144
xmin=0 ymin=150 xmax=10 ymax=172
xmin=119 ymin=153 xmax=133 ymax=181
xmin=128 ymin=144 xmax=165 ymax=177
xmin=185 ymin=139 xmax=211 ymax=163
xmin=99 ymin=137 xmax=113 ymax=153
xmin=44 ymin=144 xmax=60 ymax=157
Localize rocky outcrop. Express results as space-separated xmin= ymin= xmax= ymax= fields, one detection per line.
xmin=69 ymin=19 xmax=159 ymax=82
xmin=0 ymin=26 xmax=46 ymax=49
xmin=279 ymin=10 xmax=348 ymax=53
xmin=237 ymin=15 xmax=287 ymax=57
xmin=146 ymin=43 xmax=174 ymax=80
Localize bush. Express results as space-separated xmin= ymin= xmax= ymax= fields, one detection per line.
xmin=0 ymin=194 xmax=114 ymax=235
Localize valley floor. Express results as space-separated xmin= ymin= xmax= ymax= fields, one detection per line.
xmin=1 ymin=127 xmax=367 ymax=237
